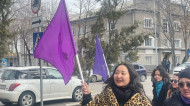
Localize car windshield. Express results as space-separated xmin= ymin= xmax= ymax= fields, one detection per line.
xmin=179 ymin=63 xmax=190 ymax=67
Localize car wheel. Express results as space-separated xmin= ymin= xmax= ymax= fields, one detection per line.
xmin=140 ymin=75 xmax=146 ymax=82
xmin=91 ymin=75 xmax=97 ymax=83
xmin=72 ymin=86 xmax=83 ymax=102
xmin=1 ymin=101 xmax=12 ymax=105
xmin=18 ymin=92 xmax=35 ymax=106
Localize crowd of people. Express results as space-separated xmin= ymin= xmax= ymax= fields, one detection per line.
xmin=80 ymin=63 xmax=190 ymax=106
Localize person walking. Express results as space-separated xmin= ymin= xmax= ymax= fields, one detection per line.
xmin=81 ymin=63 xmax=151 ymax=106
xmin=151 ymin=65 xmax=170 ymax=106
xmin=161 ymin=59 xmax=167 ymax=71
xmin=166 ymin=74 xmax=179 ymax=99
xmin=164 ymin=68 xmax=190 ymax=106
xmin=165 ymin=59 xmax=170 ymax=73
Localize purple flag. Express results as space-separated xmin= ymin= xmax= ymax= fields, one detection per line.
xmin=34 ymin=0 xmax=77 ymax=84
xmin=93 ymin=34 xmax=108 ymax=82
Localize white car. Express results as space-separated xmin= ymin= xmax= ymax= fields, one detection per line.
xmin=0 ymin=66 xmax=82 ymax=106
xmin=83 ymin=70 xmax=103 ymax=83
xmin=173 ymin=62 xmax=190 ymax=74
xmin=90 ymin=73 xmax=103 ymax=83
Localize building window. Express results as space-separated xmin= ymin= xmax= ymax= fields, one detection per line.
xmin=144 ymin=18 xmax=153 ymax=28
xmin=9 ymin=44 xmax=13 ymax=52
xmin=146 ymin=56 xmax=152 ymax=65
xmin=163 ymin=19 xmax=168 ymax=33
xmin=145 ymin=37 xmax=153 ymax=47
xmin=107 ymin=22 xmax=115 ymax=30
xmin=80 ymin=26 xmax=85 ymax=35
xmin=176 ymin=56 xmax=180 ymax=65
xmin=174 ymin=39 xmax=181 ymax=48
xmin=173 ymin=21 xmax=180 ymax=31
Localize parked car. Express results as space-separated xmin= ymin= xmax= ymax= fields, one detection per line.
xmin=83 ymin=69 xmax=103 ymax=83
xmin=132 ymin=63 xmax=147 ymax=82
xmin=173 ymin=62 xmax=190 ymax=74
xmin=90 ymin=73 xmax=103 ymax=83
xmin=0 ymin=66 xmax=82 ymax=106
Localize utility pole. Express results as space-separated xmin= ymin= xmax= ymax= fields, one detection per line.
xmin=153 ymin=0 xmax=158 ymax=66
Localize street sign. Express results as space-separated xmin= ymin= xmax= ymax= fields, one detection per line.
xmin=188 ymin=50 xmax=190 ymax=56
xmin=31 ymin=0 xmax=41 ymax=14
xmin=32 ymin=16 xmax=43 ymax=28
xmin=33 ymin=32 xmax=43 ymax=51
xmin=1 ymin=58 xmax=7 ymax=66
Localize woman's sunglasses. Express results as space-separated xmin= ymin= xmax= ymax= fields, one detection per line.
xmin=178 ymin=82 xmax=190 ymax=88
xmin=171 ymin=79 xmax=178 ymax=84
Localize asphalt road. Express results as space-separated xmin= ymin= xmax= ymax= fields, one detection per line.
xmin=0 ymin=75 xmax=153 ymax=106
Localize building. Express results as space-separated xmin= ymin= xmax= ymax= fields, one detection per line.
xmin=70 ymin=0 xmax=190 ymax=72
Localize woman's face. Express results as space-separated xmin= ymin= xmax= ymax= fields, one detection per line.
xmin=154 ymin=70 xmax=163 ymax=82
xmin=114 ymin=65 xmax=130 ymax=87
xmin=171 ymin=75 xmax=178 ymax=89
xmin=179 ymin=78 xmax=190 ymax=99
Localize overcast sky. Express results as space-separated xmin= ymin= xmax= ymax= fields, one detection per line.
xmin=65 ymin=0 xmax=100 ymax=14
xmin=66 ymin=0 xmax=80 ymax=14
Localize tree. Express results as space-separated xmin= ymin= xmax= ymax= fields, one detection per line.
xmin=180 ymin=0 xmax=190 ymax=63
xmin=80 ymin=0 xmax=149 ymax=72
xmin=94 ymin=0 xmax=148 ymax=64
xmin=13 ymin=0 xmax=33 ymax=66
xmin=158 ymin=0 xmax=181 ymax=69
xmin=9 ymin=20 xmax=20 ymax=66
xmin=8 ymin=0 xmax=32 ymax=66
xmin=0 ymin=0 xmax=13 ymax=62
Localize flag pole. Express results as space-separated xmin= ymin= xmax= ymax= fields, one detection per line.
xmin=76 ymin=54 xmax=85 ymax=83
xmin=61 ymin=0 xmax=84 ymax=84
xmin=94 ymin=34 xmax=110 ymax=81
xmin=103 ymin=54 xmax=110 ymax=77
xmin=97 ymin=35 xmax=110 ymax=77
xmin=37 ymin=12 xmax=44 ymax=106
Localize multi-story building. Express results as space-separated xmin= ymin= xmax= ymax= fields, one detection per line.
xmin=4 ymin=0 xmax=189 ymax=73
xmin=70 ymin=0 xmax=190 ymax=72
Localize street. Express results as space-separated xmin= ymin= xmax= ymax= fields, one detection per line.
xmin=0 ymin=75 xmax=153 ymax=106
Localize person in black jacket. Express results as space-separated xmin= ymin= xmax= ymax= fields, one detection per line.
xmin=164 ymin=68 xmax=190 ymax=106
xmin=151 ymin=65 xmax=170 ymax=106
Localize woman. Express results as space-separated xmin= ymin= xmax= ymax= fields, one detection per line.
xmin=166 ymin=74 xmax=179 ymax=99
xmin=164 ymin=68 xmax=190 ymax=106
xmin=151 ymin=65 xmax=170 ymax=106
xmin=81 ymin=63 xmax=151 ymax=106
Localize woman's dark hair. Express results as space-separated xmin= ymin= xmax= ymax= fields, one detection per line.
xmin=151 ymin=65 xmax=170 ymax=83
xmin=105 ymin=63 xmax=144 ymax=93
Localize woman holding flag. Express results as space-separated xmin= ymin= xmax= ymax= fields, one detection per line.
xmin=81 ymin=63 xmax=151 ymax=106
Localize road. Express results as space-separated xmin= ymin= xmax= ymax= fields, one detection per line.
xmin=0 ymin=76 xmax=153 ymax=106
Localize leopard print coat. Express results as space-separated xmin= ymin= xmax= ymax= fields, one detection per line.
xmin=81 ymin=87 xmax=151 ymax=106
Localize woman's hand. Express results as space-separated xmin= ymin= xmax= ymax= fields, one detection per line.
xmin=81 ymin=81 xmax=91 ymax=95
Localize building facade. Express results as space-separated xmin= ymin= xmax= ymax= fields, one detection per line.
xmin=70 ymin=0 xmax=190 ymax=72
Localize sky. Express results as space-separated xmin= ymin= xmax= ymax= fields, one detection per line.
xmin=66 ymin=0 xmax=81 ymax=14
xmin=65 ymin=0 xmax=100 ymax=14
